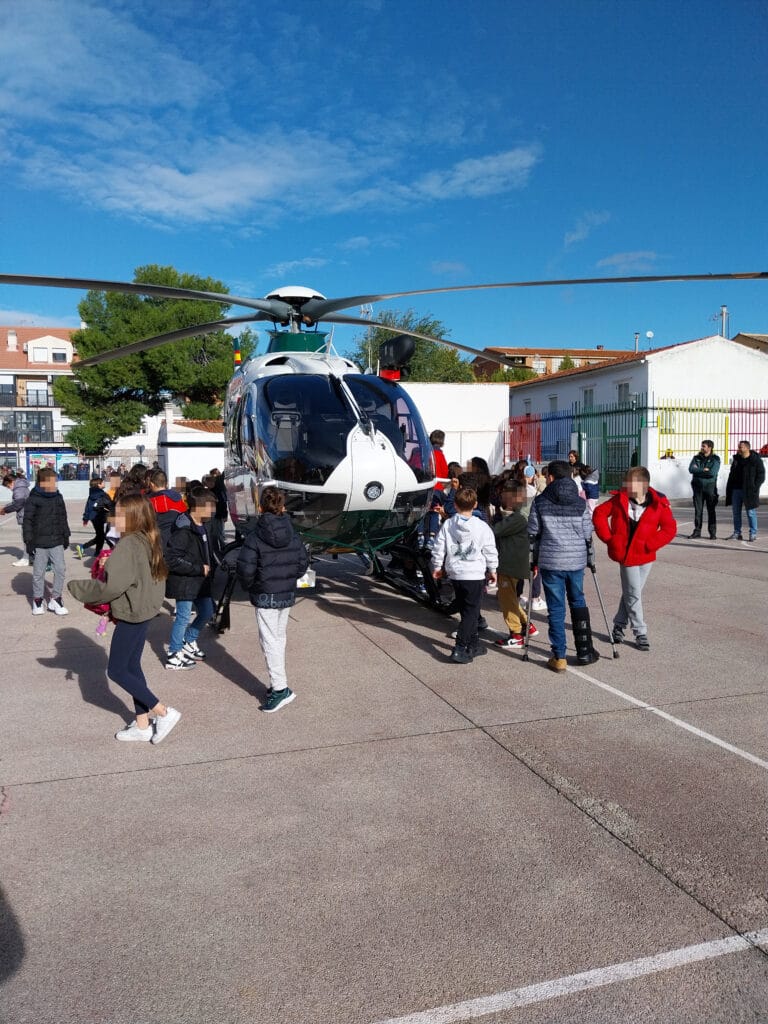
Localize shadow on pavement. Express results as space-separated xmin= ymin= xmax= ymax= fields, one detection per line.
xmin=37 ymin=627 xmax=132 ymax=725
xmin=0 ymin=882 xmax=26 ymax=984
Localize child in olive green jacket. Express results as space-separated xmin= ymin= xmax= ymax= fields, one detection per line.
xmin=492 ymin=480 xmax=538 ymax=649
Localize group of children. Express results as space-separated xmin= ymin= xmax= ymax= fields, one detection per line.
xmin=12 ymin=463 xmax=308 ymax=743
xmin=430 ymin=458 xmax=677 ymax=670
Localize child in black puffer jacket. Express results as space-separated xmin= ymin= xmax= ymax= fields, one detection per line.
xmin=236 ymin=486 xmax=309 ymax=713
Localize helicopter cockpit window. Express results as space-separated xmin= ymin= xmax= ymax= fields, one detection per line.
xmin=255 ymin=375 xmax=357 ymax=485
xmin=344 ymin=375 xmax=433 ymax=483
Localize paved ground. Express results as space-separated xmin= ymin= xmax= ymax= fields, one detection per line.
xmin=1 ymin=501 xmax=767 ymax=1024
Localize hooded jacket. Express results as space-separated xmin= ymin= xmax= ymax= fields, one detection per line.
xmin=430 ymin=512 xmax=498 ymax=581
xmin=592 ymin=487 xmax=677 ymax=566
xmin=492 ymin=509 xmax=530 ymax=578
xmin=527 ymin=476 xmax=592 ymax=571
xmin=164 ymin=512 xmax=211 ymax=601
xmin=22 ymin=485 xmax=70 ymax=550
xmin=3 ymin=477 xmax=30 ymax=525
xmin=148 ymin=488 xmax=188 ymax=547
xmin=237 ymin=512 xmax=309 ymax=608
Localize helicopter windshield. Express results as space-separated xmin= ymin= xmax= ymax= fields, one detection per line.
xmin=344 ymin=374 xmax=433 ymax=484
xmin=254 ymin=374 xmax=357 ymax=485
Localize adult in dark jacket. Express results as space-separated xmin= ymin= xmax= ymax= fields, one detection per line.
xmin=237 ymin=486 xmax=309 ymax=713
xmin=593 ymin=467 xmax=677 ymax=650
xmin=164 ymin=490 xmax=217 ymax=669
xmin=22 ymin=467 xmax=70 ymax=614
xmin=1 ymin=473 xmax=31 ymax=565
xmin=687 ymin=440 xmax=721 ymax=539
xmin=725 ymin=440 xmax=766 ymax=541
xmin=527 ymin=460 xmax=595 ymax=671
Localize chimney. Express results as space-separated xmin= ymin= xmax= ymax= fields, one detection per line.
xmin=7 ymin=330 xmax=17 ymax=351
xmin=596 ymin=344 xmax=604 ymax=350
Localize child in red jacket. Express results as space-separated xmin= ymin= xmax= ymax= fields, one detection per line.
xmin=592 ymin=466 xmax=677 ymax=652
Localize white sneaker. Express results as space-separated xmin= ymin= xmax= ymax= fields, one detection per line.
xmin=115 ymin=721 xmax=153 ymax=742
xmin=182 ymin=640 xmax=206 ymax=660
xmin=12 ymin=557 xmax=29 ymax=567
xmin=532 ymin=597 xmax=548 ymax=612
xmin=151 ymin=707 xmax=181 ymax=744
xmin=519 ymin=595 xmax=528 ymax=608
xmin=48 ymin=598 xmax=69 ymax=615
xmin=32 ymin=600 xmax=46 ymax=615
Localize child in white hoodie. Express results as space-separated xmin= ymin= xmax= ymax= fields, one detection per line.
xmin=431 ymin=486 xmax=498 ymax=663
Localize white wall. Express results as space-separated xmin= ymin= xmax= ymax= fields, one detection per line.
xmin=646 ymin=335 xmax=768 ymax=398
xmin=401 ymin=382 xmax=511 ymax=471
xmin=509 ymin=361 xmax=649 ymax=414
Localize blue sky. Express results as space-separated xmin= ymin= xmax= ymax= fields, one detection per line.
xmin=1 ymin=0 xmax=766 ymax=359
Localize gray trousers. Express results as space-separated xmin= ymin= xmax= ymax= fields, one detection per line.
xmin=614 ymin=563 xmax=653 ymax=636
xmin=256 ymin=607 xmax=290 ymax=690
xmin=32 ymin=545 xmax=66 ymax=601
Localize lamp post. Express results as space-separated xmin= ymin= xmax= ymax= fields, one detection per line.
xmin=136 ymin=443 xmax=145 ymax=465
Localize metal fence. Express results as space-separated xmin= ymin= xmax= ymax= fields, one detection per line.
xmin=509 ymin=396 xmax=768 ymax=491
xmin=654 ymin=398 xmax=768 ymax=459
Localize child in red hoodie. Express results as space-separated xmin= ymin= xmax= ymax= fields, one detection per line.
xmin=592 ymin=465 xmax=677 ymax=652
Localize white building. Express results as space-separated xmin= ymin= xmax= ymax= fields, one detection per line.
xmin=508 ymin=335 xmax=768 ymax=498
xmin=401 ymin=382 xmax=511 ymax=472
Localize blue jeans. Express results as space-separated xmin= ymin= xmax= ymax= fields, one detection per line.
xmin=170 ymin=596 xmax=214 ymax=653
xmin=540 ymin=569 xmax=587 ymax=658
xmin=730 ymin=489 xmax=757 ymax=537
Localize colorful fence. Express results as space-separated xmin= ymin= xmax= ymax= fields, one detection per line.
xmin=509 ymin=397 xmax=768 ymax=490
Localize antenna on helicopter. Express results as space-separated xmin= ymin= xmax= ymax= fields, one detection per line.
xmin=360 ymin=303 xmax=374 ymax=372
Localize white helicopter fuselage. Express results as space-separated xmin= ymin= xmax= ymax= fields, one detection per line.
xmin=222 ymin=345 xmax=436 ymax=549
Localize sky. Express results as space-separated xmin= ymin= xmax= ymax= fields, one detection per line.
xmin=0 ymin=0 xmax=766 ymax=361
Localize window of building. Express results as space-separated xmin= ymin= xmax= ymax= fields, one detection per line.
xmin=549 ymin=395 xmax=558 ymax=413
xmin=523 ymin=399 xmax=531 ymax=415
xmin=617 ymin=381 xmax=630 ymax=403
xmin=51 ymin=351 xmax=67 ymax=363
xmin=32 ymin=347 xmax=48 ymax=362
xmin=532 ymin=358 xmax=546 ymax=374
xmin=582 ymin=387 xmax=594 ymax=409
xmin=550 ymin=358 xmax=562 ymax=373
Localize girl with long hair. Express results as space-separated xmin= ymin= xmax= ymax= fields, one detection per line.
xmin=68 ymin=495 xmax=182 ymax=743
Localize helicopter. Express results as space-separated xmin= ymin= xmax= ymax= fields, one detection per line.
xmin=2 ymin=270 xmax=766 ymax=614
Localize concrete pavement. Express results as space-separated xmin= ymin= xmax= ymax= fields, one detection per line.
xmin=1 ymin=501 xmax=767 ymax=1023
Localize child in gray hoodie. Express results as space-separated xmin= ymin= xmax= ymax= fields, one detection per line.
xmin=431 ymin=486 xmax=498 ymax=663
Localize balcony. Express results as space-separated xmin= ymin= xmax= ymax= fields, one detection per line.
xmin=0 ymin=393 xmax=57 ymax=408
xmin=0 ymin=430 xmax=67 ymax=445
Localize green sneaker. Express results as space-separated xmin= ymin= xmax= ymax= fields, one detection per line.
xmin=74 ymin=544 xmax=84 ymax=559
xmin=262 ymin=687 xmax=295 ymax=713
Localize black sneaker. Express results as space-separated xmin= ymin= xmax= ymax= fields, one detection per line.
xmin=612 ymin=626 xmax=625 ymax=645
xmin=262 ymin=687 xmax=295 ymax=713
xmin=449 ymin=645 xmax=472 ymax=664
xmin=165 ymin=651 xmax=196 ymax=670
xmin=636 ymin=634 xmax=650 ymax=651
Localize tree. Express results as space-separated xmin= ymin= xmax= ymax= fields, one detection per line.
xmin=54 ymin=265 xmax=255 ymax=449
xmin=487 ymin=366 xmax=538 ymax=383
xmin=349 ymin=309 xmax=475 ymax=383
xmin=559 ymin=353 xmax=576 ymax=371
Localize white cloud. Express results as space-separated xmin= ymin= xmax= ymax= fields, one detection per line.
xmin=564 ymin=210 xmax=611 ymax=248
xmin=596 ymin=251 xmax=660 ymax=273
xmin=0 ymin=308 xmax=79 ymax=327
xmin=413 ymin=146 xmax=542 ymax=200
xmin=264 ymin=257 xmax=329 ymax=279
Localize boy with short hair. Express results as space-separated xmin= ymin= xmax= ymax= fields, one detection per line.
xmin=493 ymin=480 xmax=539 ymax=649
xmin=77 ymin=475 xmax=110 ymax=558
xmin=164 ymin=490 xmax=217 ymax=669
xmin=147 ymin=468 xmax=188 ymax=548
xmin=23 ymin=467 xmax=71 ymax=615
xmin=592 ymin=465 xmax=677 ymax=651
xmin=431 ymin=486 xmax=498 ymax=664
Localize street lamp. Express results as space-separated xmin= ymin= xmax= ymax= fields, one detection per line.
xmin=136 ymin=443 xmax=145 ymax=464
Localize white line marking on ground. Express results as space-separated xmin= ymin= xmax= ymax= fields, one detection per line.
xmin=568 ymin=666 xmax=768 ymax=771
xmin=370 ymin=927 xmax=768 ymax=1024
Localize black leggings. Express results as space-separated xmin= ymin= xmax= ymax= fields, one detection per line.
xmin=82 ymin=518 xmax=107 ymax=551
xmin=107 ymin=620 xmax=158 ymax=715
xmin=453 ymin=578 xmax=485 ymax=648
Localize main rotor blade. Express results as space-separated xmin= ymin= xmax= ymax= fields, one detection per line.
xmin=321 ymin=313 xmax=521 ymax=368
xmin=0 ymin=273 xmax=293 ymax=319
xmin=77 ymin=315 xmax=270 ymax=367
xmin=302 ymin=271 xmax=768 ymax=321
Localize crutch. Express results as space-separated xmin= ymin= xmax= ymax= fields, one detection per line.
xmin=586 ymin=540 xmax=619 ymax=659
xmin=521 ymin=545 xmax=536 ymax=662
